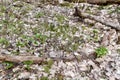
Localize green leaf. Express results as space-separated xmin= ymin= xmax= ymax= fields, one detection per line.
xmin=44 ymin=66 xmax=50 ymax=73
xmin=55 ymin=14 xmax=65 ymax=23
xmin=40 ymin=76 xmax=49 ymax=80
xmin=16 ymin=41 xmax=25 ymax=47
xmin=3 ymin=61 xmax=14 ymax=69
xmin=23 ymin=60 xmax=33 ymax=70
xmin=95 ymin=46 xmax=108 ymax=57
xmin=35 ymin=33 xmax=47 ymax=44
xmin=35 ymin=12 xmax=44 ymax=18
xmin=23 ymin=60 xmax=33 ymax=65
xmin=47 ymin=59 xmax=54 ymax=68
xmin=0 ymin=38 xmax=9 ymax=47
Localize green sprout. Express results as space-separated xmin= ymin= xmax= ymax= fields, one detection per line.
xmin=93 ymin=29 xmax=99 ymax=42
xmin=0 ymin=38 xmax=9 ymax=47
xmin=95 ymin=46 xmax=108 ymax=57
xmin=44 ymin=66 xmax=50 ymax=73
xmin=55 ymin=14 xmax=65 ymax=23
xmin=43 ymin=59 xmax=54 ymax=73
xmin=23 ymin=60 xmax=33 ymax=70
xmin=35 ymin=33 xmax=48 ymax=44
xmin=16 ymin=41 xmax=25 ymax=47
xmin=35 ymin=12 xmax=44 ymax=18
xmin=3 ymin=61 xmax=14 ymax=69
xmin=40 ymin=76 xmax=49 ymax=80
xmin=117 ymin=49 xmax=120 ymax=54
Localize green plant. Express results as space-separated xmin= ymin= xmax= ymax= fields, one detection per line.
xmin=48 ymin=23 xmax=56 ymax=32
xmin=47 ymin=59 xmax=54 ymax=68
xmin=55 ymin=14 xmax=65 ymax=23
xmin=16 ymin=41 xmax=25 ymax=47
xmin=71 ymin=27 xmax=79 ymax=34
xmin=23 ymin=60 xmax=33 ymax=70
xmin=98 ymin=6 xmax=104 ymax=10
xmin=92 ymin=29 xmax=99 ymax=42
xmin=109 ymin=6 xmax=120 ymax=14
xmin=95 ymin=46 xmax=108 ymax=57
xmin=0 ymin=38 xmax=9 ymax=47
xmin=43 ymin=59 xmax=54 ymax=73
xmin=71 ymin=43 xmax=79 ymax=51
xmin=11 ymin=48 xmax=20 ymax=55
xmin=35 ymin=12 xmax=44 ymax=18
xmin=117 ymin=49 xmax=120 ymax=54
xmin=3 ymin=61 xmax=14 ymax=69
xmin=35 ymin=33 xmax=48 ymax=44
xmin=44 ymin=66 xmax=50 ymax=73
xmin=93 ymin=29 xmax=98 ymax=34
xmin=40 ymin=76 xmax=49 ymax=80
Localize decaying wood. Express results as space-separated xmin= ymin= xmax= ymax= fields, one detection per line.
xmin=65 ymin=0 xmax=120 ymax=4
xmin=0 ymin=54 xmax=45 ymax=63
xmin=0 ymin=52 xmax=97 ymax=63
xmin=0 ymin=54 xmax=78 ymax=63
xmin=74 ymin=7 xmax=120 ymax=31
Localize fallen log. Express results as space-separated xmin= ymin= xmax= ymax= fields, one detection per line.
xmin=73 ymin=7 xmax=120 ymax=31
xmin=0 ymin=54 xmax=77 ymax=63
xmin=0 ymin=54 xmax=45 ymax=63
xmin=65 ymin=0 xmax=120 ymax=4
xmin=0 ymin=53 xmax=95 ymax=63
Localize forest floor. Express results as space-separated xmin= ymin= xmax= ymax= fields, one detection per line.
xmin=0 ymin=0 xmax=120 ymax=80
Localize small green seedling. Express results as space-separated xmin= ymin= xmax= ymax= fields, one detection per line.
xmin=117 ymin=49 xmax=120 ymax=54
xmin=23 ymin=60 xmax=33 ymax=70
xmin=95 ymin=46 xmax=108 ymax=57
xmin=35 ymin=33 xmax=47 ymax=44
xmin=44 ymin=66 xmax=50 ymax=73
xmin=3 ymin=61 xmax=14 ymax=69
xmin=35 ymin=12 xmax=44 ymax=18
xmin=16 ymin=41 xmax=25 ymax=47
xmin=93 ymin=29 xmax=99 ymax=42
xmin=40 ymin=76 xmax=49 ymax=80
xmin=43 ymin=59 xmax=54 ymax=73
xmin=0 ymin=38 xmax=9 ymax=47
xmin=55 ymin=14 xmax=65 ymax=23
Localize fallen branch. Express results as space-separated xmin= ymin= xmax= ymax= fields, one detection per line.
xmin=0 ymin=54 xmax=77 ymax=63
xmin=0 ymin=50 xmax=98 ymax=63
xmin=65 ymin=0 xmax=120 ymax=4
xmin=0 ymin=54 xmax=45 ymax=63
xmin=74 ymin=7 xmax=120 ymax=31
